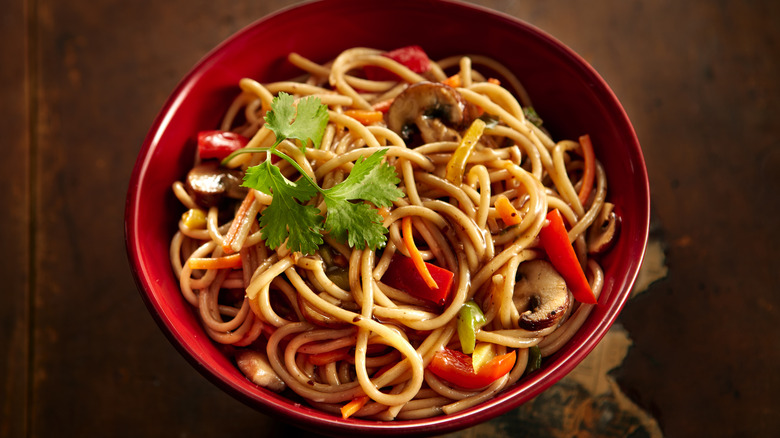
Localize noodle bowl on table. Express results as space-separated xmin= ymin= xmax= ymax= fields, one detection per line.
xmin=125 ymin=0 xmax=649 ymax=435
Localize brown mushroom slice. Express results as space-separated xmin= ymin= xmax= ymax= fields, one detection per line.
xmin=184 ymin=161 xmax=247 ymax=208
xmin=235 ymin=349 xmax=286 ymax=393
xmin=587 ymin=202 xmax=621 ymax=255
xmin=386 ymin=81 xmax=466 ymax=143
xmin=513 ymin=259 xmax=570 ymax=331
xmin=413 ymin=114 xmax=460 ymax=143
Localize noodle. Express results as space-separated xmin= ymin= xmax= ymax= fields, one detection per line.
xmin=169 ymin=46 xmax=616 ymax=420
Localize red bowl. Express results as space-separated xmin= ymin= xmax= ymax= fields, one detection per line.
xmin=125 ymin=0 xmax=650 ymax=435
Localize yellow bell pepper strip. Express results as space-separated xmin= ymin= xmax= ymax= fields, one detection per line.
xmin=341 ymin=395 xmax=369 ymax=419
xmin=538 ymin=209 xmax=598 ymax=304
xmin=181 ymin=208 xmax=207 ymax=229
xmin=187 ymin=252 xmax=242 ymax=270
xmin=197 ymin=130 xmax=249 ymax=160
xmin=402 ymin=216 xmax=438 ymax=290
xmin=381 ymin=253 xmax=454 ymax=306
xmin=577 ymin=134 xmax=596 ymax=205
xmin=428 ymin=347 xmax=517 ymax=390
xmin=471 ymin=343 xmax=496 ymax=373
xmin=445 ymin=118 xmax=487 ymax=184
xmin=343 ymin=109 xmax=385 ymax=125
xmin=525 ymin=345 xmax=542 ymax=374
xmin=495 ymin=194 xmax=522 ymax=226
xmin=457 ymin=301 xmax=486 ymax=354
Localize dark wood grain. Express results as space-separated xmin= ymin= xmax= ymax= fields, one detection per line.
xmin=3 ymin=0 xmax=778 ymax=437
xmin=0 ymin=0 xmax=30 ymax=437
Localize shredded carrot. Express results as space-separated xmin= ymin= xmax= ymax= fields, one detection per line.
xmin=487 ymin=77 xmax=501 ymax=86
xmin=377 ymin=206 xmax=391 ymax=220
xmin=441 ymin=73 xmax=461 ymax=88
xmin=343 ymin=109 xmax=385 ymax=125
xmin=401 ymin=216 xmax=438 ymax=290
xmin=577 ymin=134 xmax=596 ymax=205
xmin=495 ymin=195 xmax=522 ymax=226
xmin=188 ymin=252 xmax=243 ymax=270
xmin=309 ymin=347 xmax=352 ymax=366
xmin=341 ymin=395 xmax=370 ymax=419
xmin=222 ymin=190 xmax=256 ymax=254
xmin=371 ymin=99 xmax=394 ymax=113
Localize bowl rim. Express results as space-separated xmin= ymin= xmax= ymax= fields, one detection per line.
xmin=125 ymin=0 xmax=650 ymax=435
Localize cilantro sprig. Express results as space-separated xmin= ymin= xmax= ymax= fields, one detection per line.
xmin=223 ymin=92 xmax=403 ymax=255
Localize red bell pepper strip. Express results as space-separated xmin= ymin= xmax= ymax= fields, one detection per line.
xmin=197 ymin=130 xmax=250 ymax=160
xmin=364 ymin=45 xmax=431 ymax=81
xmin=428 ymin=347 xmax=516 ymax=390
xmin=370 ymin=98 xmax=394 ymax=113
xmin=538 ymin=209 xmax=598 ymax=304
xmin=381 ymin=253 xmax=454 ymax=306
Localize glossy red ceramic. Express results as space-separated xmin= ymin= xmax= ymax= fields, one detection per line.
xmin=125 ymin=0 xmax=650 ymax=435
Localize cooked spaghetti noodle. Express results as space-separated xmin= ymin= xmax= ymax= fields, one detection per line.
xmin=170 ymin=46 xmax=615 ymax=420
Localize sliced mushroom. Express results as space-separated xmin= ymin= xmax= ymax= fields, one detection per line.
xmin=184 ymin=161 xmax=247 ymax=208
xmin=587 ymin=202 xmax=620 ymax=254
xmin=513 ymin=260 xmax=570 ymax=331
xmin=386 ymin=81 xmax=468 ymax=143
xmin=235 ymin=349 xmax=286 ymax=393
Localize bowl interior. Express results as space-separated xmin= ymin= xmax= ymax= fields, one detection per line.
xmin=125 ymin=0 xmax=649 ymax=435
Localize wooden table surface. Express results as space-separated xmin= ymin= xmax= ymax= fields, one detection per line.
xmin=3 ymin=0 xmax=778 ymax=437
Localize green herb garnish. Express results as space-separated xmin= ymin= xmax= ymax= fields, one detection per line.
xmin=523 ymin=106 xmax=544 ymax=128
xmin=226 ymin=92 xmax=403 ymax=255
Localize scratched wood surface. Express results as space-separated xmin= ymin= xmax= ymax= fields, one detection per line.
xmin=2 ymin=0 xmax=778 ymax=437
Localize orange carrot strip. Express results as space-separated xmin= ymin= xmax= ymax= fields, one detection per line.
xmin=188 ymin=253 xmax=243 ymax=270
xmin=309 ymin=347 xmax=352 ymax=366
xmin=441 ymin=73 xmax=461 ymax=88
xmin=341 ymin=395 xmax=370 ymax=419
xmin=577 ymin=134 xmax=596 ymax=205
xmin=401 ymin=216 xmax=438 ymax=290
xmin=495 ymin=195 xmax=522 ymax=226
xmin=222 ymin=190 xmax=256 ymax=254
xmin=377 ymin=206 xmax=391 ymax=220
xmin=487 ymin=77 xmax=501 ymax=85
xmin=343 ymin=109 xmax=385 ymax=125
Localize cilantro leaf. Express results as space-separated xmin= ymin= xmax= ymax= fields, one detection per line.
xmin=324 ymin=200 xmax=389 ymax=250
xmin=321 ymin=149 xmax=404 ymax=250
xmin=264 ymin=92 xmax=329 ymax=149
xmin=241 ymin=95 xmax=404 ymax=255
xmin=244 ymin=160 xmax=318 ymax=202
xmin=244 ymin=161 xmax=323 ymax=254
xmin=323 ymin=149 xmax=403 ymax=208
